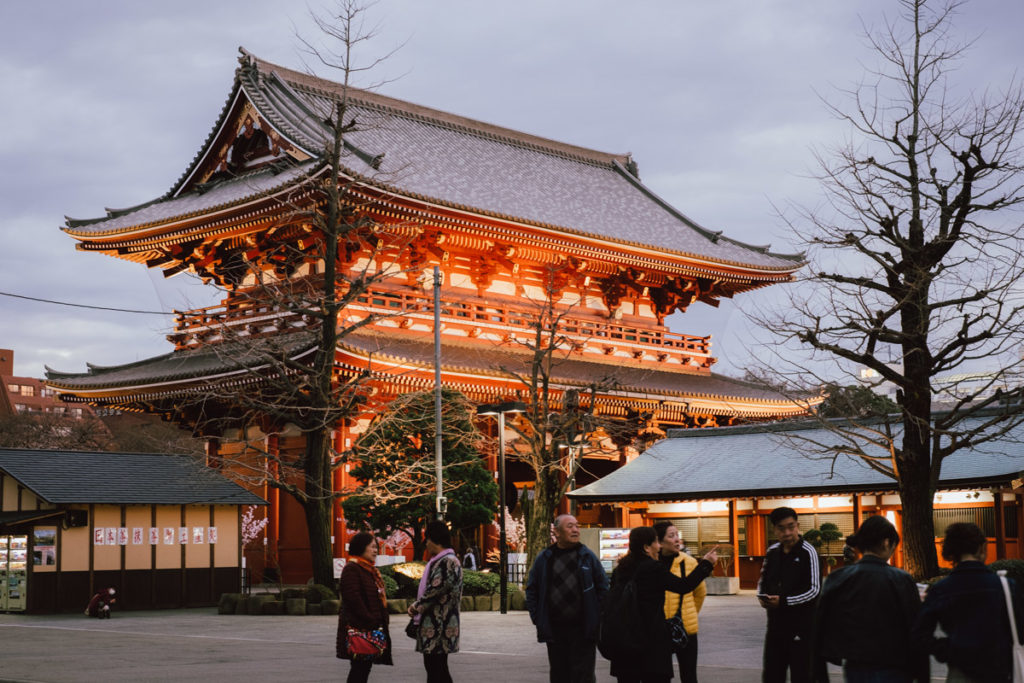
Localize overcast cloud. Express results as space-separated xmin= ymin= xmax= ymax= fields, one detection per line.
xmin=1 ymin=0 xmax=1021 ymax=379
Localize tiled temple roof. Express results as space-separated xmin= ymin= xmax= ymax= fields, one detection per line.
xmin=65 ymin=50 xmax=801 ymax=274
xmin=568 ymin=416 xmax=1024 ymax=502
xmin=45 ymin=330 xmax=799 ymax=411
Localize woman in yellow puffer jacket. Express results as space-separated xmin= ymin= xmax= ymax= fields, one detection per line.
xmin=654 ymin=521 xmax=707 ymax=683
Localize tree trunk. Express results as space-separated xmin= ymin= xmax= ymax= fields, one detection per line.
xmin=898 ymin=464 xmax=938 ymax=579
xmin=525 ymin=464 xmax=561 ymax=571
xmin=303 ymin=429 xmax=335 ymax=587
xmin=303 ymin=497 xmax=335 ymax=587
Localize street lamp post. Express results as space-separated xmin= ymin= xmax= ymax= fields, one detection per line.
xmin=477 ymin=400 xmax=526 ymax=614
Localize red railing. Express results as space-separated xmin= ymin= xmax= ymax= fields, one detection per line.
xmin=170 ymin=287 xmax=712 ymax=362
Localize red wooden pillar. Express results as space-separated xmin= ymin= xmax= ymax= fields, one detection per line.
xmin=266 ymin=434 xmax=280 ymax=575
xmin=728 ymin=499 xmax=740 ymax=578
xmin=995 ymin=489 xmax=1007 ymax=560
xmin=853 ymin=494 xmax=862 ymax=531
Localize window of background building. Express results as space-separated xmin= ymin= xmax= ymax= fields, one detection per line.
xmin=7 ymin=383 xmax=19 ymax=394
xmin=33 ymin=527 xmax=56 ymax=566
xmin=20 ymin=385 xmax=34 ymax=396
xmin=15 ymin=404 xmax=26 ymax=412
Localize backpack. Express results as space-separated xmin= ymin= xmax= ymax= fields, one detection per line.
xmin=597 ymin=576 xmax=646 ymax=661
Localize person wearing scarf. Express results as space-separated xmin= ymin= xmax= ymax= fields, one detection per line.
xmin=408 ymin=520 xmax=463 ymax=683
xmin=337 ymin=532 xmax=392 ymax=683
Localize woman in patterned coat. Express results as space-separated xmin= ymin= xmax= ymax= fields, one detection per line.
xmin=408 ymin=520 xmax=463 ymax=683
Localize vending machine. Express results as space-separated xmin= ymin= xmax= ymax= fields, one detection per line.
xmin=0 ymin=535 xmax=28 ymax=612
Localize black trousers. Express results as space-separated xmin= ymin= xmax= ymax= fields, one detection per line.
xmin=346 ymin=659 xmax=372 ymax=683
xmin=423 ymin=652 xmax=452 ymax=683
xmin=762 ymin=625 xmax=811 ymax=683
xmin=545 ymin=627 xmax=597 ymax=683
xmin=673 ymin=633 xmax=699 ymax=683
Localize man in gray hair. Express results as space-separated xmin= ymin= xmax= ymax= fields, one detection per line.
xmin=526 ymin=514 xmax=608 ymax=683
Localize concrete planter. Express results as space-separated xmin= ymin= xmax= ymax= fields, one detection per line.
xmin=261 ymin=600 xmax=284 ymax=615
xmin=305 ymin=603 xmax=322 ymax=615
xmin=285 ymin=598 xmax=307 ymax=615
xmin=460 ymin=596 xmax=475 ymax=612
xmin=473 ymin=595 xmax=493 ymax=611
xmin=321 ymin=599 xmax=340 ymax=615
xmin=509 ymin=590 xmax=527 ymax=611
xmin=234 ymin=595 xmax=250 ymax=615
xmin=387 ymin=598 xmax=408 ymax=614
xmin=248 ymin=594 xmax=274 ymax=615
xmin=705 ymin=577 xmax=740 ymax=595
xmin=218 ymin=593 xmax=240 ymax=615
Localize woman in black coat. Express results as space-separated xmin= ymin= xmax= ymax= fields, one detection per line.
xmin=608 ymin=526 xmax=717 ymax=683
xmin=336 ymin=532 xmax=392 ymax=683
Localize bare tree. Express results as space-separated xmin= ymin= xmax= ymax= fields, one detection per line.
xmin=175 ymin=0 xmax=413 ymax=586
xmin=756 ymin=0 xmax=1024 ymax=577
xmin=497 ymin=281 xmax=618 ymax=568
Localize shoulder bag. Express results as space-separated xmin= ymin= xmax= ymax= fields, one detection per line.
xmin=346 ymin=627 xmax=387 ymax=661
xmin=665 ymin=598 xmax=688 ymax=649
xmin=998 ymin=571 xmax=1024 ymax=683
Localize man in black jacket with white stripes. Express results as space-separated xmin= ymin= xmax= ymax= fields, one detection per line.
xmin=757 ymin=507 xmax=821 ymax=683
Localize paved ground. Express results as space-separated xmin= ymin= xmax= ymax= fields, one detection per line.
xmin=0 ymin=592 xmax=943 ymax=682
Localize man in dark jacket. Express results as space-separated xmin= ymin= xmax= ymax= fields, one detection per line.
xmin=758 ymin=507 xmax=821 ymax=683
xmin=526 ymin=514 xmax=608 ymax=683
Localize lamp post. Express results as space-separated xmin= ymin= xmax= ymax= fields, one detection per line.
xmin=477 ymin=400 xmax=526 ymax=614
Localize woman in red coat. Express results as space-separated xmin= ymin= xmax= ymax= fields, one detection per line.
xmin=336 ymin=532 xmax=392 ymax=682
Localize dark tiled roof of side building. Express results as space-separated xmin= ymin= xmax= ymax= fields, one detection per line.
xmin=64 ymin=50 xmax=801 ymax=273
xmin=0 ymin=448 xmax=265 ymax=506
xmin=568 ymin=415 xmax=1024 ymax=502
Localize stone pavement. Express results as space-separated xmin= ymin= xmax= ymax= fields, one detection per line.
xmin=0 ymin=592 xmax=941 ymax=682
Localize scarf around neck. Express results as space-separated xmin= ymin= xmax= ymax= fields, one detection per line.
xmin=351 ymin=555 xmax=387 ymax=607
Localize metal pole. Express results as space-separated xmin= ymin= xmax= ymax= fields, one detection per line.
xmin=497 ymin=410 xmax=508 ymax=614
xmin=434 ymin=266 xmax=444 ymax=519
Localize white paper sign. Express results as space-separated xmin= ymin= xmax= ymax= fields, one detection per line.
xmin=132 ymin=528 xmax=144 ymax=545
xmin=94 ymin=528 xmax=105 ymax=545
xmin=208 ymin=527 xmax=218 ymax=544
xmin=192 ymin=527 xmax=204 ymax=544
xmin=163 ymin=528 xmax=175 ymax=545
xmin=178 ymin=527 xmax=188 ymax=544
xmin=117 ymin=528 xmax=128 ymax=546
xmin=149 ymin=528 xmax=159 ymax=545
xmin=105 ymin=528 xmax=117 ymax=545
xmin=333 ymin=558 xmax=347 ymax=578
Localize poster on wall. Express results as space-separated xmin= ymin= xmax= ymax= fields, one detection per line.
xmin=178 ymin=527 xmax=188 ymax=544
xmin=94 ymin=528 xmax=105 ymax=545
xmin=163 ymin=528 xmax=175 ymax=545
xmin=105 ymin=528 xmax=117 ymax=545
xmin=117 ymin=528 xmax=128 ymax=546
xmin=208 ymin=527 xmax=217 ymax=544
xmin=132 ymin=528 xmax=144 ymax=545
xmin=149 ymin=528 xmax=159 ymax=545
xmin=192 ymin=527 xmax=204 ymax=544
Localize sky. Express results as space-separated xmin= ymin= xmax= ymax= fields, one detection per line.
xmin=1 ymin=0 xmax=1022 ymax=380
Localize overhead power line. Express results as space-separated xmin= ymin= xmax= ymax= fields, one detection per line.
xmin=0 ymin=291 xmax=173 ymax=316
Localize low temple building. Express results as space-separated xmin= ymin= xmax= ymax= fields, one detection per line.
xmin=0 ymin=448 xmax=264 ymax=613
xmin=569 ymin=416 xmax=1024 ymax=587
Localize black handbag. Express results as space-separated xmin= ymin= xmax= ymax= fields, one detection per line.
xmin=404 ymin=617 xmax=418 ymax=639
xmin=665 ymin=600 xmax=688 ymax=648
